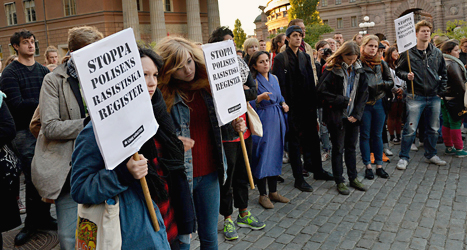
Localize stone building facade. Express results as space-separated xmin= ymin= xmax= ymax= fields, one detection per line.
xmin=317 ymin=0 xmax=467 ymax=43
xmin=254 ymin=7 xmax=269 ymax=41
xmin=264 ymin=0 xmax=290 ymax=34
xmin=0 ymin=0 xmax=220 ymax=64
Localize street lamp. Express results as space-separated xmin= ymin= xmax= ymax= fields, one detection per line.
xmin=359 ymin=16 xmax=375 ymax=35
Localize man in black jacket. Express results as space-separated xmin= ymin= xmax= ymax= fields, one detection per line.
xmin=396 ymin=20 xmax=448 ymax=170
xmin=0 ymin=30 xmax=56 ymax=245
xmin=272 ymin=26 xmax=333 ymax=192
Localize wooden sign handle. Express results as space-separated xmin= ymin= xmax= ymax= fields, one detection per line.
xmin=236 ymin=118 xmax=255 ymax=189
xmin=407 ymin=52 xmax=415 ymax=98
xmin=133 ymin=152 xmax=160 ymax=232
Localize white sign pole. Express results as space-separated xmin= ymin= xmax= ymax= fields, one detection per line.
xmin=201 ymin=40 xmax=254 ymax=189
xmin=71 ymin=28 xmax=160 ymax=231
xmin=394 ymin=13 xmax=417 ymax=97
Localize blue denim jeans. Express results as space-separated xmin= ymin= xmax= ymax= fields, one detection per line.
xmin=360 ymin=99 xmax=386 ymax=165
xmin=400 ymin=95 xmax=441 ymax=160
xmin=55 ymin=189 xmax=77 ymax=250
xmin=193 ymin=171 xmax=220 ymax=250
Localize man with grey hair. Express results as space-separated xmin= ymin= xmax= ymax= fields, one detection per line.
xmin=325 ymin=38 xmax=337 ymax=52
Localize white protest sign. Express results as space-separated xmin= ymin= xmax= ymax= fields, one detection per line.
xmin=71 ymin=28 xmax=158 ymax=170
xmin=202 ymin=40 xmax=247 ymax=126
xmin=394 ymin=12 xmax=417 ymax=53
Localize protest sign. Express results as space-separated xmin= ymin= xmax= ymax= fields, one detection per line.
xmin=71 ymin=28 xmax=158 ymax=170
xmin=202 ymin=40 xmax=247 ymax=126
xmin=394 ymin=12 xmax=417 ymax=53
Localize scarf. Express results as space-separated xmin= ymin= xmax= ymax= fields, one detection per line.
xmin=360 ymin=51 xmax=381 ymax=69
xmin=300 ymin=40 xmax=306 ymax=52
xmin=443 ymin=54 xmax=467 ymax=80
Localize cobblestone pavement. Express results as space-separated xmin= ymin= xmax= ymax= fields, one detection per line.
xmin=191 ymin=142 xmax=467 ymax=250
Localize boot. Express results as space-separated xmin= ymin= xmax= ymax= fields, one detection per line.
xmin=269 ymin=192 xmax=290 ymax=203
xmin=259 ymin=195 xmax=274 ymax=209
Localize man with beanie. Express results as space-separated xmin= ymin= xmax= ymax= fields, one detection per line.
xmin=272 ymin=26 xmax=333 ymax=192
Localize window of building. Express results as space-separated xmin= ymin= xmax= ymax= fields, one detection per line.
xmin=335 ymin=0 xmax=341 ymax=4
xmin=34 ymin=40 xmax=39 ymax=56
xmin=24 ymin=0 xmax=36 ymax=23
xmin=322 ymin=0 xmax=327 ymax=7
xmin=350 ymin=0 xmax=356 ymax=2
xmin=351 ymin=16 xmax=357 ymax=27
xmin=63 ymin=0 xmax=76 ymax=16
xmin=323 ymin=20 xmax=328 ymax=25
xmin=5 ymin=3 xmax=17 ymax=26
xmin=164 ymin=0 xmax=173 ymax=12
xmin=337 ymin=18 xmax=343 ymax=28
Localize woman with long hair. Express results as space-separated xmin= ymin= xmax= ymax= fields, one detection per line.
xmin=317 ymin=41 xmax=369 ymax=195
xmin=359 ymin=35 xmax=393 ymax=180
xmin=270 ymin=33 xmax=285 ymax=69
xmin=440 ymin=40 xmax=467 ymax=157
xmin=243 ymin=38 xmax=259 ymax=64
xmin=156 ymin=36 xmax=245 ymax=249
xmin=384 ymin=46 xmax=405 ymax=144
xmin=248 ymin=51 xmax=289 ymax=209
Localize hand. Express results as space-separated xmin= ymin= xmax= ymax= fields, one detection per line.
xmin=178 ymin=136 xmax=195 ymax=152
xmin=232 ymin=118 xmax=247 ymax=133
xmin=257 ymin=92 xmax=272 ymax=103
xmin=126 ymin=154 xmax=148 ymax=179
xmin=348 ymin=116 xmax=357 ymax=123
xmin=396 ymin=88 xmax=403 ymax=95
xmin=407 ymin=72 xmax=414 ymax=81
xmin=243 ymin=85 xmax=250 ymax=90
xmin=282 ymin=103 xmax=289 ymax=112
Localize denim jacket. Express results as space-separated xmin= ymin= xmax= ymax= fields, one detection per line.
xmin=169 ymin=90 xmax=228 ymax=190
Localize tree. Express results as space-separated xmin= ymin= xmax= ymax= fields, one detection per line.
xmin=304 ymin=23 xmax=334 ymax=48
xmin=233 ymin=19 xmax=247 ymax=49
xmin=289 ymin=0 xmax=321 ymax=25
xmin=432 ymin=20 xmax=467 ymax=41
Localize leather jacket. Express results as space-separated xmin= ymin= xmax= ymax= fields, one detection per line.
xmin=396 ymin=43 xmax=447 ymax=97
xmin=362 ymin=61 xmax=394 ymax=103
xmin=444 ymin=57 xmax=466 ymax=98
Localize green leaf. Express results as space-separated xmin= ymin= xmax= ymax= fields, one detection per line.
xmin=233 ymin=19 xmax=247 ymax=49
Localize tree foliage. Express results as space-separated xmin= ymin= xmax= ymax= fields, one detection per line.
xmin=432 ymin=20 xmax=467 ymax=41
xmin=233 ymin=19 xmax=247 ymax=49
xmin=289 ymin=0 xmax=321 ymax=25
xmin=304 ymin=23 xmax=334 ymax=48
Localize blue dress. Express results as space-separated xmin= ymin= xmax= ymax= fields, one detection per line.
xmin=249 ymin=73 xmax=287 ymax=179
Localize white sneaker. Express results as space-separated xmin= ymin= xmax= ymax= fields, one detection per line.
xmin=383 ymin=148 xmax=393 ymax=156
xmin=411 ymin=144 xmax=418 ymax=151
xmin=282 ymin=152 xmax=289 ymax=164
xmin=321 ymin=152 xmax=330 ymax=162
xmin=397 ymin=159 xmax=408 ymax=170
xmin=426 ymin=155 xmax=447 ymax=166
xmin=419 ymin=142 xmax=424 ymax=147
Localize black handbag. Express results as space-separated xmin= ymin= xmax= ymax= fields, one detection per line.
xmin=444 ymin=98 xmax=467 ymax=122
xmin=0 ymin=144 xmax=20 ymax=190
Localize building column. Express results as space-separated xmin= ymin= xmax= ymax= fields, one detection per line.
xmin=150 ymin=0 xmax=167 ymax=42
xmin=384 ymin=2 xmax=395 ymax=42
xmin=186 ymin=0 xmax=203 ymax=42
xmin=122 ymin=0 xmax=140 ymax=40
xmin=434 ymin=0 xmax=444 ymax=32
xmin=207 ymin=0 xmax=221 ymax=35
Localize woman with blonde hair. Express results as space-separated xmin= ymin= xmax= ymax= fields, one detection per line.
xmin=359 ymin=35 xmax=394 ymax=180
xmin=243 ymin=38 xmax=259 ymax=64
xmin=317 ymin=41 xmax=369 ymax=195
xmin=156 ymin=36 xmax=246 ymax=249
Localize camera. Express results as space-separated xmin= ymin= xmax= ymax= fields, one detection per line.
xmin=322 ymin=48 xmax=333 ymax=57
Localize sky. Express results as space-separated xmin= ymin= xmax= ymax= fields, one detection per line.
xmin=219 ymin=0 xmax=266 ymax=36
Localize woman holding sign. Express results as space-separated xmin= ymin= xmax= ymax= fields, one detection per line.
xmin=156 ymin=36 xmax=246 ymax=250
xmin=248 ymin=51 xmax=289 ymax=209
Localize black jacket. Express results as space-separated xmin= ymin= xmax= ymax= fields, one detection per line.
xmin=459 ymin=52 xmax=467 ymax=66
xmin=444 ymin=57 xmax=467 ymax=99
xmin=362 ymin=61 xmax=394 ymax=103
xmin=396 ymin=43 xmax=447 ymax=97
xmin=272 ymin=46 xmax=318 ymax=127
xmin=0 ymin=103 xmax=15 ymax=148
xmin=317 ymin=61 xmax=369 ymax=128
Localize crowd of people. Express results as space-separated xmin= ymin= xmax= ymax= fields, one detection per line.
xmin=1 ymin=17 xmax=467 ymax=250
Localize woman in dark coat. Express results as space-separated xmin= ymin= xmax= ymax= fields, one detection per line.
xmin=0 ymin=92 xmax=21 ymax=249
xmin=317 ymin=41 xmax=369 ymax=195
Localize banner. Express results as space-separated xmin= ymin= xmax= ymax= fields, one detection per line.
xmin=202 ymin=40 xmax=247 ymax=126
xmin=71 ymin=28 xmax=158 ymax=170
xmin=394 ymin=13 xmax=417 ymax=53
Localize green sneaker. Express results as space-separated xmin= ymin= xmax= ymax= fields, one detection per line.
xmin=350 ymin=178 xmax=368 ymax=191
xmin=337 ymin=183 xmax=350 ymax=195
xmin=456 ymin=149 xmax=467 ymax=158
xmin=236 ymin=211 xmax=266 ymax=230
xmin=223 ymin=218 xmax=238 ymax=240
xmin=445 ymin=146 xmax=456 ymax=155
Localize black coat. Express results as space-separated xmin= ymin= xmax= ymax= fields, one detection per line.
xmin=317 ymin=62 xmax=369 ymax=128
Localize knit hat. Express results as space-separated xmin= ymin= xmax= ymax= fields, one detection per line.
xmin=286 ymin=25 xmax=303 ymax=37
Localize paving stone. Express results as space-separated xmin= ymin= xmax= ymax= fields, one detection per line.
xmin=275 ymin=234 xmax=294 ymax=245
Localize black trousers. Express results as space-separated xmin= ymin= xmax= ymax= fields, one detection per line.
xmin=256 ymin=176 xmax=278 ymax=196
xmin=287 ymin=118 xmax=324 ymax=182
xmin=328 ymin=120 xmax=359 ymax=184
xmin=219 ymin=137 xmax=251 ymax=217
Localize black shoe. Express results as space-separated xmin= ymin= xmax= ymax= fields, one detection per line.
xmin=14 ymin=227 xmax=37 ymax=246
xmin=314 ymin=170 xmax=334 ymax=181
xmin=365 ymin=169 xmax=374 ymax=180
xmin=376 ymin=168 xmax=389 ymax=178
xmin=277 ymin=176 xmax=285 ymax=183
xmin=294 ymin=181 xmax=313 ymax=192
